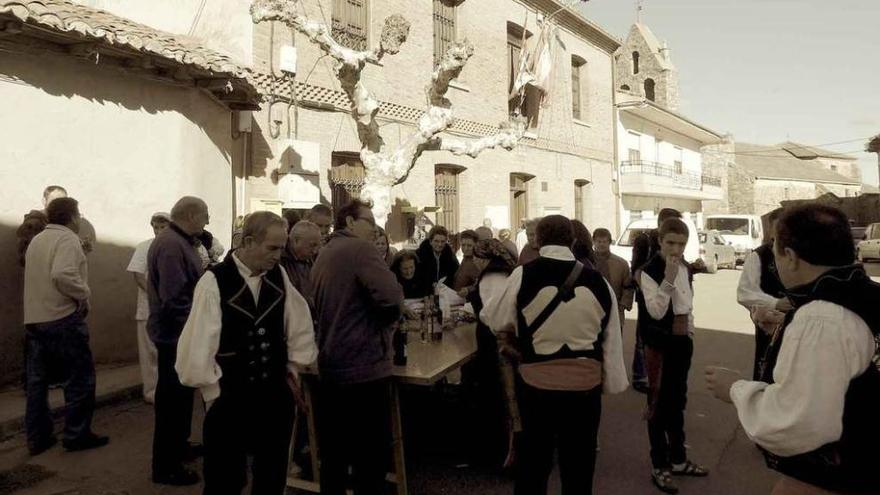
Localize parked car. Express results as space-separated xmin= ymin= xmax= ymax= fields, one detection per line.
xmin=611 ymin=217 xmax=701 ymax=267
xmin=699 ymin=230 xmax=737 ymax=273
xmin=704 ymin=214 xmax=764 ymax=264
xmin=851 ymin=226 xmax=867 ymax=248
xmin=857 ymin=223 xmax=880 ymax=262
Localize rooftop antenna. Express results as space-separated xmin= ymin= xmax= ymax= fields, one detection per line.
xmin=636 ymin=0 xmax=644 ymax=23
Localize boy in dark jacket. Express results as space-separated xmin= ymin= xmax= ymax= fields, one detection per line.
xmin=638 ymin=218 xmax=708 ymax=494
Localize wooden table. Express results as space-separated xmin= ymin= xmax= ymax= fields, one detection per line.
xmin=288 ymin=323 xmax=478 ymax=495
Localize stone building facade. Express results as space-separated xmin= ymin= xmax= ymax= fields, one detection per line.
xmin=614 ymin=23 xmax=678 ymax=112
xmin=705 ymin=140 xmax=862 ymax=217
xmin=245 ymin=0 xmax=622 ymax=242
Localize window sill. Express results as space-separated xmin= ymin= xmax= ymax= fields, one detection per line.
xmin=366 ymin=57 xmax=384 ymax=67
xmin=448 ymin=79 xmax=471 ymax=92
xmin=572 ymin=118 xmax=592 ymax=128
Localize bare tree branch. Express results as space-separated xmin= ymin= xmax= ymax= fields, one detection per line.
xmin=251 ymin=0 xmax=524 ymax=225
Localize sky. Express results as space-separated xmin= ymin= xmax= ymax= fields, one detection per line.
xmin=578 ymin=0 xmax=880 ymax=185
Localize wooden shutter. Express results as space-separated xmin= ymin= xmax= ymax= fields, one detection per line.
xmin=332 ymin=0 xmax=368 ymax=50
xmin=435 ymin=166 xmax=460 ymax=233
xmin=433 ymin=0 xmax=456 ymax=65
xmin=330 ymin=153 xmax=365 ymax=214
xmin=510 ymin=173 xmax=531 ymax=230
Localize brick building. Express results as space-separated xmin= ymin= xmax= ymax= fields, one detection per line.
xmin=613 ymin=23 xmax=722 ymax=231
xmin=244 ymin=0 xmax=622 ymax=242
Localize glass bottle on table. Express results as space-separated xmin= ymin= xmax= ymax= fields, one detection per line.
xmin=431 ymin=284 xmax=443 ymax=342
xmin=420 ymin=295 xmax=432 ymax=344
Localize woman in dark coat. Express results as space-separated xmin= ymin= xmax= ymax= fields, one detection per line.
xmin=415 ymin=225 xmax=460 ymax=290
xmin=391 ymin=250 xmax=430 ymax=299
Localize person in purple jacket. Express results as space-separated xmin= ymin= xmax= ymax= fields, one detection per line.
xmin=310 ymin=199 xmax=404 ymax=495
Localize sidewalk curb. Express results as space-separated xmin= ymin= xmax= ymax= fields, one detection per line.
xmin=0 ymin=378 xmax=142 ymax=441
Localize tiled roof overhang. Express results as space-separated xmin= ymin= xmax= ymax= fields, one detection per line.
xmin=0 ymin=0 xmax=260 ymax=109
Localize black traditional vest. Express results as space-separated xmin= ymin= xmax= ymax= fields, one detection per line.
xmin=637 ymin=253 xmax=693 ymax=348
xmin=759 ymin=265 xmax=880 ymax=493
xmin=515 ymin=256 xmax=612 ymax=364
xmin=209 ymin=256 xmax=288 ymax=393
xmin=754 ymin=244 xmax=786 ymax=298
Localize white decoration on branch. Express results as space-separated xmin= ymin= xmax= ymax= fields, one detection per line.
xmin=251 ymin=0 xmax=525 ymax=226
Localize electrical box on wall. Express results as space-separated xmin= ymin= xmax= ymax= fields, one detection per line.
xmin=279 ymin=45 xmax=297 ymax=75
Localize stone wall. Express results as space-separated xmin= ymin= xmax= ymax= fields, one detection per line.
xmin=614 ymin=24 xmax=678 ymax=111
xmin=701 ymin=137 xmax=735 ymax=215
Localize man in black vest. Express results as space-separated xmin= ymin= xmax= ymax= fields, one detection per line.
xmin=707 ymin=204 xmax=880 ymax=495
xmin=639 ymin=218 xmax=708 ymax=494
xmin=175 ymin=211 xmax=317 ymax=494
xmin=482 ymin=215 xmax=628 ymax=495
xmin=631 ymin=208 xmax=683 ymax=393
xmin=736 ymin=208 xmax=792 ymax=379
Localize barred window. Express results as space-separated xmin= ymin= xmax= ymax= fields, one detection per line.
xmin=330 ymin=153 xmax=365 ymax=214
xmin=571 ymin=55 xmax=587 ymax=120
xmin=433 ymin=0 xmax=457 ymax=65
xmin=332 ymin=0 xmax=368 ymax=51
xmin=435 ymin=165 xmax=461 ymax=233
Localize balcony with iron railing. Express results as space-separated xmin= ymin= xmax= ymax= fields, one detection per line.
xmin=619 ymin=160 xmax=723 ymax=200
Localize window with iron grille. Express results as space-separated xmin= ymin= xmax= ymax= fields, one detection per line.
xmin=574 ymin=180 xmax=589 ymax=222
xmin=571 ymin=55 xmax=586 ymax=120
xmin=435 ymin=166 xmax=461 ymax=233
xmin=330 ymin=152 xmax=365 ymax=214
xmin=332 ymin=0 xmax=368 ymax=51
xmin=433 ymin=0 xmax=456 ymax=65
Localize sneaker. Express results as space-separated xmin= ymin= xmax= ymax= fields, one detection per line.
xmin=63 ymin=433 xmax=109 ymax=452
xmin=152 ymin=467 xmax=200 ymax=486
xmin=651 ymin=469 xmax=678 ymax=494
xmin=670 ymin=460 xmax=709 ymax=477
xmin=28 ymin=436 xmax=58 ymax=456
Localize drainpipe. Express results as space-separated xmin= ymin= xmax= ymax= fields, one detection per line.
xmin=611 ymin=55 xmax=621 ymax=237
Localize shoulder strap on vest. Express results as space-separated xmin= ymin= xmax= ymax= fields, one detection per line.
xmin=525 ymin=261 xmax=584 ymax=335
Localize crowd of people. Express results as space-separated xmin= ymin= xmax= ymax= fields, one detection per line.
xmin=16 ymin=185 xmax=880 ymax=495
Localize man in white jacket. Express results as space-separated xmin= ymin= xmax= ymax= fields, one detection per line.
xmin=176 ymin=212 xmax=316 ymax=495
xmin=707 ymin=204 xmax=880 ymax=495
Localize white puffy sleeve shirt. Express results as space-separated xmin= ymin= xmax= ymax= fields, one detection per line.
xmin=175 ymin=255 xmax=318 ymax=403
xmin=737 ymin=251 xmax=784 ymax=310
xmin=480 ymin=247 xmax=628 ymax=394
xmin=730 ymin=301 xmax=875 ymax=456
xmin=640 ymin=264 xmax=694 ymax=332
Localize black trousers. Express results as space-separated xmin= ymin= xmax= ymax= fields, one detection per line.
xmin=317 ymin=378 xmax=392 ymax=495
xmin=646 ymin=336 xmax=693 ymax=470
xmin=514 ymin=380 xmax=602 ymax=495
xmin=152 ymin=342 xmax=195 ymax=475
xmin=202 ymin=381 xmax=295 ymax=495
xmin=25 ymin=312 xmax=96 ymax=449
xmin=753 ymin=325 xmax=771 ymax=380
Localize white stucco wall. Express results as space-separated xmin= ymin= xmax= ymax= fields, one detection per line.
xmin=0 ymin=51 xmax=237 ymax=382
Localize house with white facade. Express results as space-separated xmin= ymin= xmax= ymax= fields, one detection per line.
xmin=613 ymin=23 xmax=722 ymax=232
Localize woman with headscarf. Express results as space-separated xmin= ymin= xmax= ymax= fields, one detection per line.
xmin=390 ymin=250 xmax=430 ymax=299
xmin=571 ymin=219 xmax=596 ymax=269
xmin=462 ymin=238 xmax=517 ymax=467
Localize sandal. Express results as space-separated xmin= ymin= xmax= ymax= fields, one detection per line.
xmin=651 ymin=469 xmax=679 ymax=494
xmin=671 ymin=460 xmax=709 ymax=477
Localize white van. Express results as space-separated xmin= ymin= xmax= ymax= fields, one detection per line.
xmin=610 ymin=217 xmax=701 ymax=266
xmin=704 ymin=214 xmax=764 ymax=263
